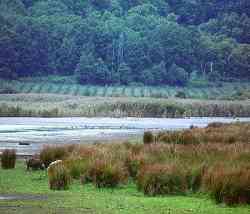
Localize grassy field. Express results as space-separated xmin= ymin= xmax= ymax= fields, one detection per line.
xmin=1 ymin=123 xmax=250 ymax=213
xmin=1 ymin=77 xmax=250 ymax=100
xmin=1 ymin=162 xmax=249 ymax=214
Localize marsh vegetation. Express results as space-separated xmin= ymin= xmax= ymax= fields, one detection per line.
xmin=1 ymin=123 xmax=250 ymax=213
xmin=1 ymin=94 xmax=250 ymax=118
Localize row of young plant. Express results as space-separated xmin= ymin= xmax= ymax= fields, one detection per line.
xmin=1 ymin=79 xmax=250 ymax=100
xmin=2 ymin=123 xmax=249 ymax=206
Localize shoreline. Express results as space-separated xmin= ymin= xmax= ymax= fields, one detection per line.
xmin=1 ymin=116 xmax=250 ymax=156
xmin=1 ymin=93 xmax=250 ymax=118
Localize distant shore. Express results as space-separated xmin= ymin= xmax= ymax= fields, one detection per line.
xmin=1 ymin=93 xmax=250 ymax=118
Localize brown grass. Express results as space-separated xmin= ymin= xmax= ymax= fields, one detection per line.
xmin=37 ymin=123 xmax=250 ymax=205
xmin=203 ymin=163 xmax=250 ymax=205
xmin=1 ymin=149 xmax=16 ymax=169
xmin=157 ymin=122 xmax=250 ymax=144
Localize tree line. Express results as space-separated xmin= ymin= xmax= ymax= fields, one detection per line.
xmin=0 ymin=0 xmax=250 ymax=86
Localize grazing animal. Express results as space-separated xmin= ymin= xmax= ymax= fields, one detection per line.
xmin=47 ymin=160 xmax=63 ymax=169
xmin=47 ymin=160 xmax=71 ymax=190
xmin=26 ymin=158 xmax=45 ymax=170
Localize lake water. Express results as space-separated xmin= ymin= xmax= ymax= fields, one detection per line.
xmin=0 ymin=117 xmax=250 ymax=155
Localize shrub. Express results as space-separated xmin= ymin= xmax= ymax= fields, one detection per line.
xmin=207 ymin=122 xmax=225 ymax=128
xmin=158 ymin=130 xmax=199 ymax=145
xmin=203 ymin=164 xmax=250 ymax=205
xmin=167 ymin=64 xmax=189 ymax=86
xmin=129 ymin=143 xmax=144 ymax=155
xmin=125 ymin=154 xmax=145 ymax=178
xmin=40 ymin=146 xmax=69 ymax=168
xmin=186 ymin=164 xmax=207 ymax=192
xmin=143 ymin=131 xmax=154 ymax=144
xmin=137 ymin=164 xmax=188 ymax=196
xmin=47 ymin=160 xmax=71 ymax=190
xmin=87 ymin=160 xmax=128 ymax=188
xmin=1 ymin=149 xmax=16 ymax=169
xmin=64 ymin=157 xmax=89 ymax=179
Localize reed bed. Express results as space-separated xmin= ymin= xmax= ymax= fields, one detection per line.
xmin=0 ymin=94 xmax=250 ymax=117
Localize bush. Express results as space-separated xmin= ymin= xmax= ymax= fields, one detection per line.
xmin=143 ymin=131 xmax=154 ymax=144
xmin=207 ymin=122 xmax=225 ymax=128
xmin=203 ymin=164 xmax=250 ymax=205
xmin=128 ymin=143 xmax=144 ymax=155
xmin=167 ymin=64 xmax=189 ymax=86
xmin=186 ymin=164 xmax=207 ymax=192
xmin=40 ymin=146 xmax=69 ymax=168
xmin=158 ymin=130 xmax=199 ymax=145
xmin=125 ymin=154 xmax=145 ymax=178
xmin=1 ymin=149 xmax=16 ymax=169
xmin=64 ymin=157 xmax=89 ymax=179
xmin=87 ymin=160 xmax=128 ymax=188
xmin=137 ymin=164 xmax=188 ymax=196
xmin=47 ymin=160 xmax=71 ymax=190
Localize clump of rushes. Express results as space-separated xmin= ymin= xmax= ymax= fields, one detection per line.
xmin=186 ymin=164 xmax=207 ymax=192
xmin=158 ymin=130 xmax=199 ymax=145
xmin=203 ymin=163 xmax=250 ymax=205
xmin=47 ymin=160 xmax=71 ymax=190
xmin=40 ymin=146 xmax=69 ymax=168
xmin=64 ymin=156 xmax=89 ymax=179
xmin=125 ymin=153 xmax=145 ymax=178
xmin=1 ymin=149 xmax=16 ymax=169
xmin=137 ymin=164 xmax=188 ymax=196
xmin=143 ymin=131 xmax=155 ymax=144
xmin=87 ymin=160 xmax=128 ymax=188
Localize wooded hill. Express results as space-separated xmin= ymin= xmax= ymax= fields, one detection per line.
xmin=0 ymin=0 xmax=250 ymax=86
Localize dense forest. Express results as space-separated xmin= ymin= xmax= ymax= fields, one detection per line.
xmin=0 ymin=0 xmax=250 ymax=86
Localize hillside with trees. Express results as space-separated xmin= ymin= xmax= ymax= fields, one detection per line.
xmin=0 ymin=0 xmax=250 ymax=86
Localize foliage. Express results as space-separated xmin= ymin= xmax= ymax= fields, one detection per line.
xmin=0 ymin=0 xmax=250 ymax=85
xmin=1 ymin=123 xmax=250 ymax=208
xmin=203 ymin=164 xmax=250 ymax=205
xmin=64 ymin=156 xmax=89 ymax=179
xmin=1 ymin=93 xmax=250 ymax=117
xmin=143 ymin=131 xmax=154 ymax=144
xmin=40 ymin=146 xmax=70 ymax=168
xmin=1 ymin=149 xmax=16 ymax=169
xmin=158 ymin=130 xmax=200 ymax=145
xmin=137 ymin=164 xmax=188 ymax=196
xmin=125 ymin=153 xmax=145 ymax=178
xmin=86 ymin=160 xmax=128 ymax=188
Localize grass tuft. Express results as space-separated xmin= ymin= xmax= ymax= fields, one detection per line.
xmin=1 ymin=149 xmax=16 ymax=169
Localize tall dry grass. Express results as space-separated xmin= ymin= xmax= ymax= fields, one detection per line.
xmin=1 ymin=94 xmax=250 ymax=117
xmin=1 ymin=149 xmax=16 ymax=169
xmin=37 ymin=123 xmax=250 ymax=205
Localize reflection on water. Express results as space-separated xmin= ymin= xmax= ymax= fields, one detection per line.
xmin=0 ymin=117 xmax=249 ymax=155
